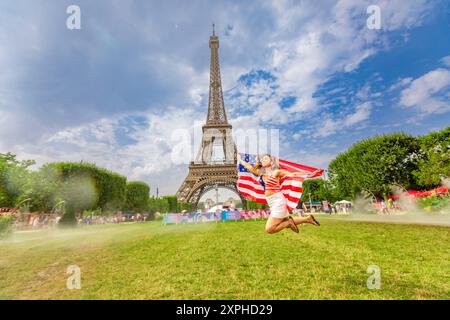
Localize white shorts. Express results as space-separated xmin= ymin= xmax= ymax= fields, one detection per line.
xmin=266 ymin=192 xmax=289 ymax=219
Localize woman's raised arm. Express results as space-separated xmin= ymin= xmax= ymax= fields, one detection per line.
xmin=237 ymin=154 xmax=262 ymax=176
xmin=275 ymin=169 xmax=321 ymax=178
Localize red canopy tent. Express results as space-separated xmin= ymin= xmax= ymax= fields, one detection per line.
xmin=434 ymin=186 xmax=449 ymax=195
xmin=388 ymin=187 xmax=449 ymax=199
xmin=389 ymin=190 xmax=420 ymax=199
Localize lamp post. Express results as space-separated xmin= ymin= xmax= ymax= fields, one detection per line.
xmin=215 ymin=184 xmax=219 ymax=210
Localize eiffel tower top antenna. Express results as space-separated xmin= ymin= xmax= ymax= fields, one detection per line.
xmin=212 ymin=23 xmax=215 ymax=36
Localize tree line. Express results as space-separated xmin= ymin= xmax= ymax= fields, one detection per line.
xmin=0 ymin=156 xmax=189 ymax=225
xmin=301 ymin=126 xmax=450 ymax=202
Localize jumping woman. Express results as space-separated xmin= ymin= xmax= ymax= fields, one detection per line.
xmin=237 ymin=153 xmax=320 ymax=234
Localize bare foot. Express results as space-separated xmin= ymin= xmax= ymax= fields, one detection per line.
xmin=308 ymin=215 xmax=320 ymax=226
xmin=288 ymin=217 xmax=299 ymax=233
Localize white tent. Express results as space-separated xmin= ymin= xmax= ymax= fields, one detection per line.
xmin=335 ymin=200 xmax=352 ymax=204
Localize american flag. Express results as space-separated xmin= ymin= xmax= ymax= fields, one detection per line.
xmin=237 ymin=153 xmax=324 ymax=212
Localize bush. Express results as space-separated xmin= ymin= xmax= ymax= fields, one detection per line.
xmin=419 ymin=195 xmax=450 ymax=211
xmin=0 ymin=214 xmax=14 ymax=238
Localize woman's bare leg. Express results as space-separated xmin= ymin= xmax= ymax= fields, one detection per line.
xmin=265 ymin=216 xmax=293 ymax=234
xmin=291 ymin=215 xmax=317 ymax=226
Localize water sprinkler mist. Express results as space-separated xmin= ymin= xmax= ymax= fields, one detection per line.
xmin=352 ymin=189 xmax=376 ymax=214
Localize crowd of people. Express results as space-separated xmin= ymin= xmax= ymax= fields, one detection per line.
xmin=78 ymin=213 xmax=148 ymax=225
xmin=15 ymin=214 xmax=60 ymax=229
xmin=7 ymin=212 xmax=150 ymax=230
xmin=292 ymin=198 xmax=417 ymax=215
xmin=293 ymin=201 xmax=353 ymax=215
xmin=377 ymin=198 xmax=402 ymax=214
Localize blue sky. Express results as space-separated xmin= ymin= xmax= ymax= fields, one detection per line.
xmin=0 ymin=0 xmax=449 ymax=197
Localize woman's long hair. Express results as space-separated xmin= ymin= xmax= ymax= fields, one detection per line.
xmin=253 ymin=154 xmax=280 ymax=174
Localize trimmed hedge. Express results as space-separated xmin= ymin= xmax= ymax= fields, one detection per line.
xmin=49 ymin=162 xmax=127 ymax=225
xmin=124 ymin=181 xmax=150 ymax=212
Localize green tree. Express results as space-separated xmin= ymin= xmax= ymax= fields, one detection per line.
xmin=124 ymin=182 xmax=150 ymax=212
xmin=328 ymin=133 xmax=421 ymax=198
xmin=0 ymin=153 xmax=35 ymax=208
xmin=177 ymin=201 xmax=193 ymax=212
xmin=301 ymin=179 xmax=335 ymax=202
xmin=148 ymin=196 xmax=170 ymax=213
xmin=163 ymin=196 xmax=178 ymax=213
xmin=413 ymin=127 xmax=450 ymax=188
xmin=17 ymin=165 xmax=60 ymax=212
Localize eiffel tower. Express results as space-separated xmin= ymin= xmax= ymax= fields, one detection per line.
xmin=176 ymin=26 xmax=246 ymax=208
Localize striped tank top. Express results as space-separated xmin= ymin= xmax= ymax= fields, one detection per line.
xmin=264 ymin=175 xmax=281 ymax=192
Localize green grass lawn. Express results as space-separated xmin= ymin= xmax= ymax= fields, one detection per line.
xmin=0 ymin=217 xmax=449 ymax=299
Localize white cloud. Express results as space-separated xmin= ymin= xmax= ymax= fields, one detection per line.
xmin=0 ymin=1 xmax=262 ymax=149
xmin=256 ymin=101 xmax=291 ymax=124
xmin=399 ymin=68 xmax=450 ymax=115
xmin=223 ymin=0 xmax=436 ymax=135
xmin=285 ymin=150 xmax=336 ymax=171
xmin=344 ymin=102 xmax=372 ymax=126
xmin=263 ymin=0 xmax=432 ymax=117
xmin=388 ymin=77 xmax=413 ymax=91
xmin=7 ymin=107 xmax=205 ymax=195
xmin=441 ymin=55 xmax=450 ymax=68
xmin=376 ymin=0 xmax=433 ymax=30
xmin=315 ymin=102 xmax=372 ymax=137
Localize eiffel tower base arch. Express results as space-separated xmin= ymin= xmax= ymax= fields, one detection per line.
xmin=176 ymin=164 xmax=247 ymax=210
